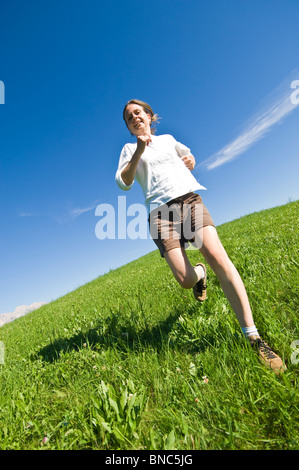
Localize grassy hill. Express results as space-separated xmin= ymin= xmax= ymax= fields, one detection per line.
xmin=0 ymin=201 xmax=298 ymax=450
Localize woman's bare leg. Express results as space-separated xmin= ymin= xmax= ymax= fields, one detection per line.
xmin=163 ymin=227 xmax=287 ymax=372
xmin=196 ymin=225 xmax=255 ymax=328
xmin=164 ymin=226 xmax=255 ymax=328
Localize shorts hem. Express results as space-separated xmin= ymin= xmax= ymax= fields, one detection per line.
xmin=156 ymin=223 xmax=216 ymax=258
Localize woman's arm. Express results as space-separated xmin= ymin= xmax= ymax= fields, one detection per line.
xmin=121 ymin=134 xmax=152 ymax=186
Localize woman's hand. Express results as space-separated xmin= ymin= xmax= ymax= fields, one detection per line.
xmin=181 ymin=154 xmax=196 ymax=170
xmin=137 ymin=134 xmax=152 ymax=154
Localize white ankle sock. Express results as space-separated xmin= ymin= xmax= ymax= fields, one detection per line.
xmin=194 ymin=265 xmax=205 ymax=282
xmin=241 ymin=325 xmax=259 ymax=338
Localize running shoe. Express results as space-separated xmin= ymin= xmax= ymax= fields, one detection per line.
xmin=249 ymin=337 xmax=286 ymax=374
xmin=193 ymin=263 xmax=207 ymax=302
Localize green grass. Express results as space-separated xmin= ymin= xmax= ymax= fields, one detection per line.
xmin=0 ymin=201 xmax=298 ymax=450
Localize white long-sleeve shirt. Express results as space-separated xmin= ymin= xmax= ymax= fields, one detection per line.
xmin=115 ymin=134 xmax=206 ymax=212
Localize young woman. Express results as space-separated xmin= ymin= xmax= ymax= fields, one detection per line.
xmin=115 ymin=99 xmax=285 ymax=373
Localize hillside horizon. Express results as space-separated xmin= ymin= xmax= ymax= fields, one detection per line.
xmin=1 ymin=200 xmax=296 ymax=327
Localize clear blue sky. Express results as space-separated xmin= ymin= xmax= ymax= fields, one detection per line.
xmin=1 ymin=0 xmax=298 ymax=314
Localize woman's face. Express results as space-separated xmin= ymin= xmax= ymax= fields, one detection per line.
xmin=124 ymin=103 xmax=152 ymax=136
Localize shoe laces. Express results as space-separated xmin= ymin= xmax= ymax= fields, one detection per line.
xmin=255 ymin=338 xmax=277 ymax=359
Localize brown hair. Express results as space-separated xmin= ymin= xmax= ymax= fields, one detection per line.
xmin=123 ymin=99 xmax=160 ymax=135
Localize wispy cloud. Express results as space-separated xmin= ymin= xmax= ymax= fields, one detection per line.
xmin=18 ymin=200 xmax=101 ymax=223
xmin=18 ymin=212 xmax=36 ymax=217
xmin=69 ymin=200 xmax=100 ymax=219
xmin=199 ymin=72 xmax=299 ymax=171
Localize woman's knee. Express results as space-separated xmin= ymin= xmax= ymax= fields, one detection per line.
xmin=208 ymin=251 xmax=235 ymax=281
xmin=201 ymin=242 xmax=231 ymax=274
xmin=199 ymin=228 xmax=231 ymax=274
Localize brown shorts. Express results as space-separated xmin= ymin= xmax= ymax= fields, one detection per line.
xmin=148 ymin=192 xmax=215 ymax=257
